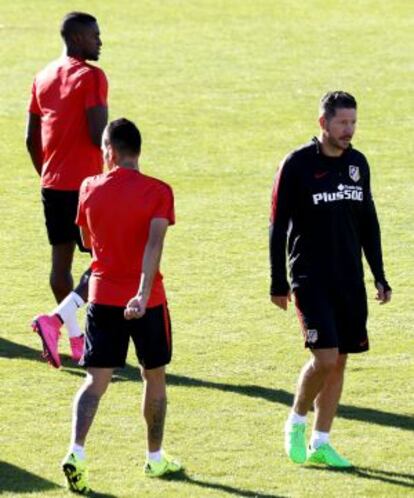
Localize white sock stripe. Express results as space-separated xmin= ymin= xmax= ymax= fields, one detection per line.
xmin=72 ymin=292 xmax=85 ymax=308
xmin=287 ymin=411 xmax=307 ymax=425
xmin=70 ymin=443 xmax=86 ymax=460
xmin=54 ymin=292 xmax=85 ymax=336
xmin=147 ymin=449 xmax=163 ymax=462
xmin=310 ymin=430 xmax=330 ymax=449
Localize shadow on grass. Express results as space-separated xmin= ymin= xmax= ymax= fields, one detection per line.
xmin=166 ymin=373 xmax=413 ymax=432
xmin=2 ymin=337 xmax=413 ymax=432
xmin=162 ymin=469 xmax=286 ymax=497
xmin=87 ymin=490 xmax=118 ymax=497
xmin=0 ymin=461 xmax=59 ymax=494
xmin=0 ymin=336 xmax=74 ymax=364
xmin=305 ymin=464 xmax=414 ymax=489
xmin=0 ymin=337 xmax=46 ymax=361
xmin=0 ymin=460 xmax=118 ymax=497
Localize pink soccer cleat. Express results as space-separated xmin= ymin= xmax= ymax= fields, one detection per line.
xmin=31 ymin=314 xmax=62 ymax=368
xmin=69 ymin=335 xmax=85 ymax=363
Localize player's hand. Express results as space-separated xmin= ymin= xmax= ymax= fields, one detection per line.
xmin=375 ymin=282 xmax=392 ymax=305
xmin=124 ymin=295 xmax=147 ymax=319
xmin=271 ymin=292 xmax=291 ymax=310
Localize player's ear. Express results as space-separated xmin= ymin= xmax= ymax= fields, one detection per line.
xmin=319 ymin=115 xmax=327 ymax=131
xmin=71 ymin=31 xmax=85 ymax=47
xmin=110 ymin=145 xmax=120 ymax=164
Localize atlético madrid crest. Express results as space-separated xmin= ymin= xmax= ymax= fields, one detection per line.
xmin=306 ymin=329 xmax=318 ymax=344
xmin=349 ymin=165 xmax=360 ymax=182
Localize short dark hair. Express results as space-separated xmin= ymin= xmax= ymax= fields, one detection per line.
xmin=60 ymin=12 xmax=97 ymax=42
xmin=106 ymin=118 xmax=142 ymax=156
xmin=319 ymin=91 xmax=357 ymax=120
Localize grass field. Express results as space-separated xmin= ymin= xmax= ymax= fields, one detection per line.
xmin=1 ymin=1 xmax=413 ymax=497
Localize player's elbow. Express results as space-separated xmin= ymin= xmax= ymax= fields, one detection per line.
xmin=81 ymin=235 xmax=92 ymax=250
xmin=80 ymin=229 xmax=92 ymax=249
xmin=89 ymin=131 xmax=103 ymax=148
xmin=87 ymin=106 xmax=108 ymax=148
xmin=25 ymin=134 xmax=34 ymax=153
xmin=147 ymin=239 xmax=164 ymax=255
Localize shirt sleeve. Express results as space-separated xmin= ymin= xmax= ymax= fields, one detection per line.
xmin=153 ymin=184 xmax=175 ymax=226
xmin=84 ymin=68 xmax=108 ymax=109
xmin=28 ymin=80 xmax=41 ymax=115
xmin=75 ymin=180 xmax=88 ymax=227
xmin=360 ymin=158 xmax=391 ymax=290
xmin=269 ymin=157 xmax=295 ymax=296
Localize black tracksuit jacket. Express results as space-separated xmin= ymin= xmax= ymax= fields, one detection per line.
xmin=269 ymin=138 xmax=390 ymax=295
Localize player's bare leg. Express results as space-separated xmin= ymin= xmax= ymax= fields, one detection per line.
xmin=313 ymin=353 xmax=347 ymax=432
xmin=71 ymin=368 xmax=113 ymax=446
xmin=293 ymin=348 xmax=339 ymax=416
xmin=141 ymin=365 xmax=182 ymax=477
xmin=62 ymin=368 xmax=113 ymax=493
xmin=141 ymin=366 xmax=167 ymax=452
xmin=285 ymin=348 xmax=339 ymax=463
xmin=304 ymin=353 xmax=352 ymax=467
xmin=50 ymin=242 xmax=76 ymax=302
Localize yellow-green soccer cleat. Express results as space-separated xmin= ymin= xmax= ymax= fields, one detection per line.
xmin=307 ymin=443 xmax=353 ymax=468
xmin=285 ymin=423 xmax=307 ymax=464
xmin=62 ymin=453 xmax=90 ymax=494
xmin=144 ymin=453 xmax=183 ymax=477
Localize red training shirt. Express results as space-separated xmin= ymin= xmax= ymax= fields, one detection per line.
xmin=76 ymin=167 xmax=175 ymax=307
xmin=28 ymin=55 xmax=108 ymax=191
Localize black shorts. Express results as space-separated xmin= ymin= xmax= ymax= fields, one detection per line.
xmin=84 ymin=302 xmax=172 ymax=369
xmin=41 ymin=188 xmax=88 ymax=252
xmin=294 ymin=281 xmax=368 ymax=354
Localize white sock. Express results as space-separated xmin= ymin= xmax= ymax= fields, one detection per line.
xmin=65 ymin=314 xmax=84 ymax=339
xmin=310 ymin=430 xmax=330 ymax=449
xmin=286 ymin=411 xmax=307 ymax=427
xmin=53 ymin=292 xmax=85 ymax=338
xmin=147 ymin=449 xmax=163 ymax=462
xmin=70 ymin=443 xmax=86 ymax=460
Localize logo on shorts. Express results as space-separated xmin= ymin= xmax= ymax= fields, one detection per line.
xmin=349 ymin=165 xmax=360 ymax=182
xmin=306 ymin=329 xmax=318 ymax=344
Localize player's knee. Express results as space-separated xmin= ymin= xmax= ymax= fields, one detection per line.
xmin=84 ymin=376 xmax=110 ymax=398
xmin=88 ymin=384 xmax=108 ymax=399
xmin=332 ymin=356 xmax=346 ymax=379
xmin=336 ymin=354 xmax=348 ymax=371
xmin=49 ymin=269 xmax=73 ymax=300
xmin=50 ymin=270 xmax=72 ymax=295
xmin=312 ymin=355 xmax=338 ymax=374
xmin=141 ymin=366 xmax=165 ymax=384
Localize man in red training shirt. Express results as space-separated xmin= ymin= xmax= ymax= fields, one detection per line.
xmin=26 ymin=12 xmax=108 ymax=367
xmin=61 ymin=118 xmax=182 ymax=494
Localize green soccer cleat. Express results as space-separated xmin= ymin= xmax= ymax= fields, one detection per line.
xmin=62 ymin=453 xmax=90 ymax=494
xmin=307 ymin=443 xmax=353 ymax=468
xmin=284 ymin=422 xmax=307 ymax=464
xmin=144 ymin=453 xmax=183 ymax=477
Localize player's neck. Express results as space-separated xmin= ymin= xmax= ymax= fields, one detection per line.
xmin=64 ymin=47 xmax=86 ymax=61
xmin=116 ymin=159 xmax=138 ymax=170
xmin=319 ymin=135 xmax=344 ymax=158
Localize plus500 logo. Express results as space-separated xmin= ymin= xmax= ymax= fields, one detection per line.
xmin=312 ymin=185 xmax=363 ymax=205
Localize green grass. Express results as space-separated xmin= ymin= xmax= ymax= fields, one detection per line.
xmin=1 ymin=0 xmax=413 ymax=496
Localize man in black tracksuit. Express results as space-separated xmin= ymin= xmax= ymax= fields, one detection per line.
xmin=270 ymin=91 xmax=391 ymax=468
